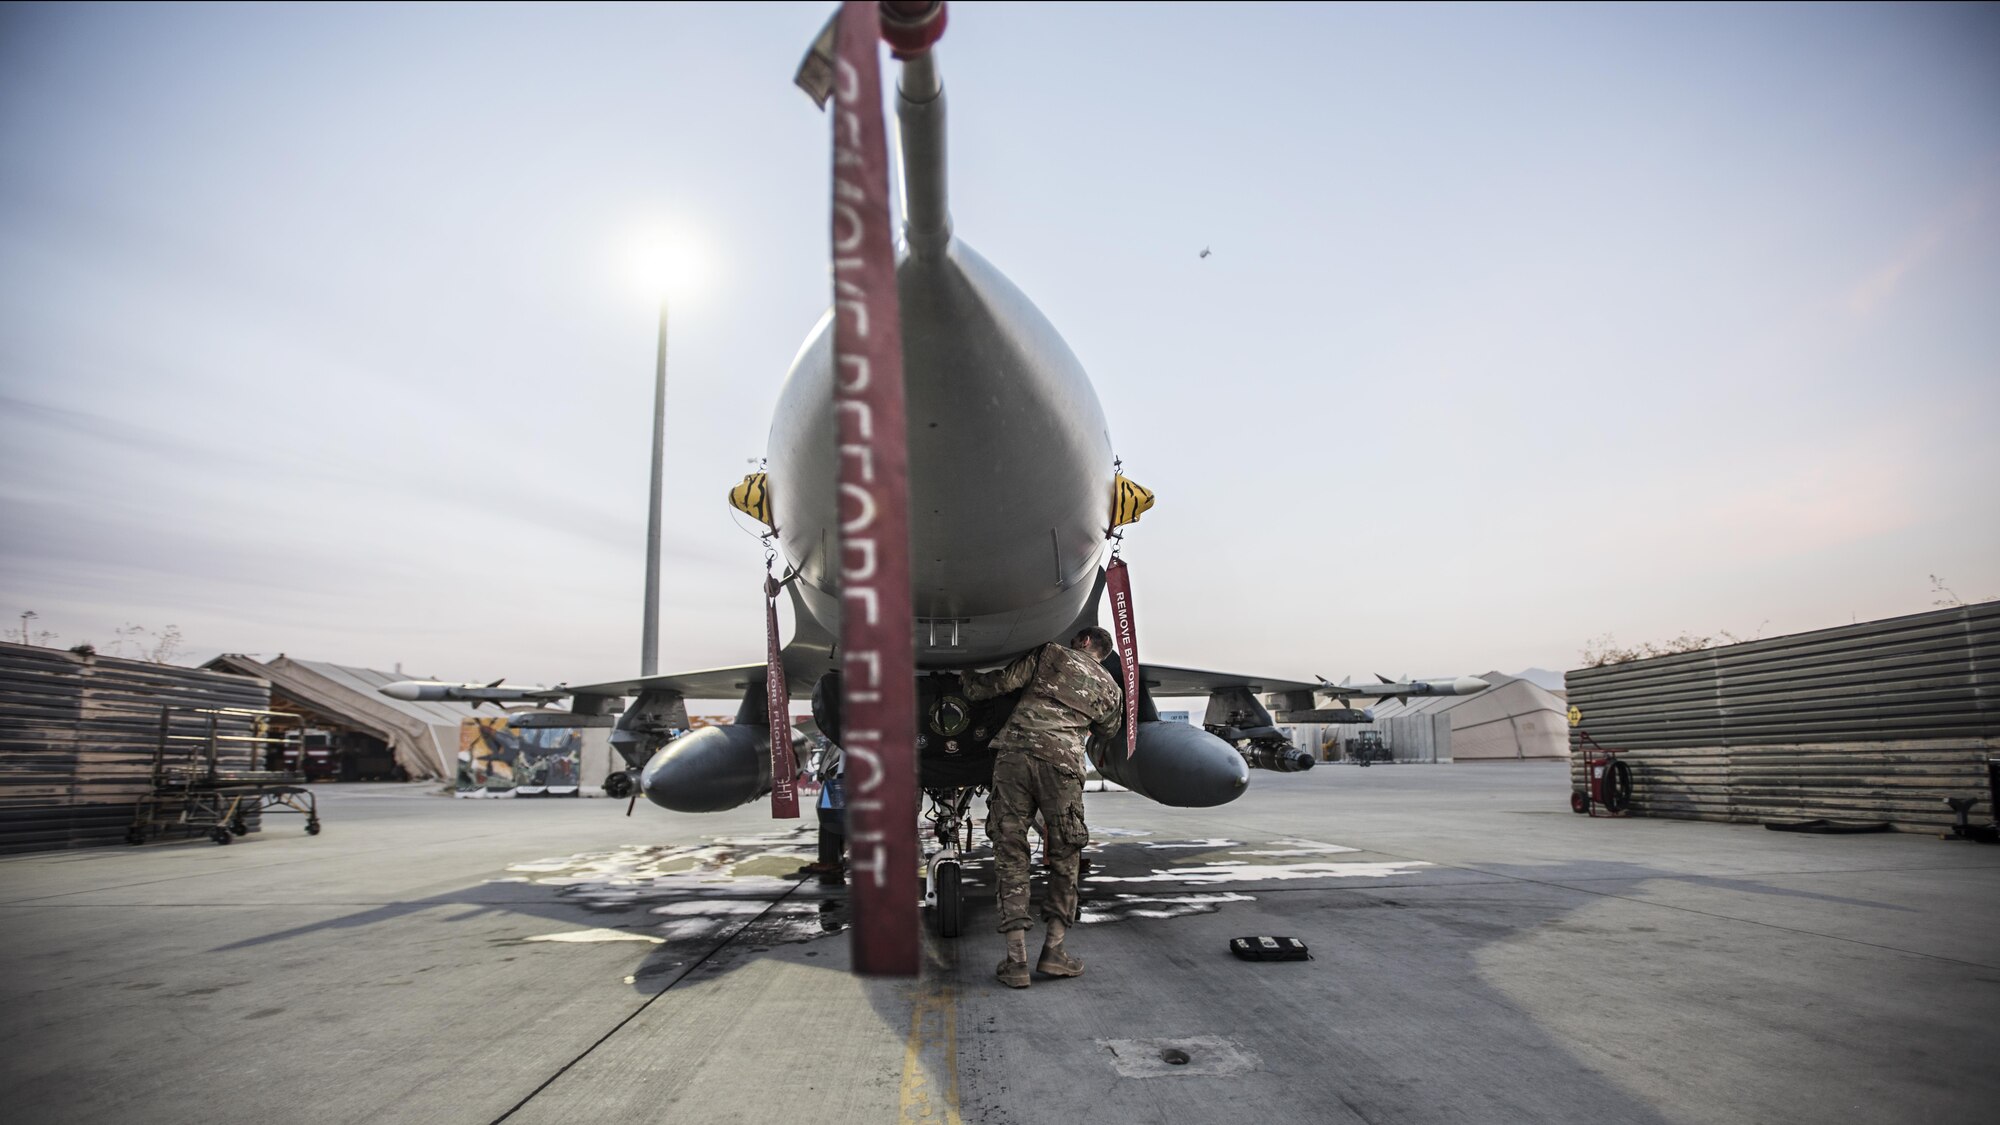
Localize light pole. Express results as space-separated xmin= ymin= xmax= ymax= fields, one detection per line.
xmin=641 ymin=296 xmax=667 ymax=677
xmin=629 ymin=234 xmax=698 ymax=678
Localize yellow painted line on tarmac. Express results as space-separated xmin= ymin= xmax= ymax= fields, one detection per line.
xmin=898 ymin=980 xmax=961 ymax=1124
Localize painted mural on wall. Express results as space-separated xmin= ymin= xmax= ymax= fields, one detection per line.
xmin=458 ymin=717 xmax=585 ymax=797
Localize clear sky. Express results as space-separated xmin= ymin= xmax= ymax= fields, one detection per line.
xmin=3 ymin=2 xmax=1996 ymax=691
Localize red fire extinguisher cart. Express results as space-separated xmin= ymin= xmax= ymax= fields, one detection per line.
xmin=1571 ymin=731 xmax=1633 ymax=817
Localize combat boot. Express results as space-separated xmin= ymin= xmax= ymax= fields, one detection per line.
xmin=996 ymin=930 xmax=1030 ymax=989
xmin=1036 ymin=918 xmax=1083 ymax=978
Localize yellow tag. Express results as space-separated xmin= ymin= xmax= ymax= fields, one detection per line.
xmin=1567 ymin=705 xmax=1582 ymax=728
xmin=729 ymin=472 xmax=773 ymax=528
xmin=1110 ymin=474 xmax=1155 ymax=528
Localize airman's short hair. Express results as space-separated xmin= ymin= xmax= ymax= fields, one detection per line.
xmin=1072 ymin=626 xmax=1115 ymax=659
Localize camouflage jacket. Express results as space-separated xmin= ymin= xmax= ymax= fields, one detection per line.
xmin=960 ymin=642 xmax=1123 ymax=774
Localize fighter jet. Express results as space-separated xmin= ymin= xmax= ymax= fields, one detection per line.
xmin=381 ymin=3 xmax=1481 ymax=938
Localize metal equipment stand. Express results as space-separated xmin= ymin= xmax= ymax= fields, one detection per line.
xmin=127 ymin=706 xmax=321 ymax=845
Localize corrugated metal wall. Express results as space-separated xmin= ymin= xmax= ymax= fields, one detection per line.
xmin=1565 ymin=601 xmax=1999 ymax=831
xmin=0 ymin=643 xmax=271 ymax=854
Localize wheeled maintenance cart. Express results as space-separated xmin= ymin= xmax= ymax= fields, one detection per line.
xmin=1570 ymin=731 xmax=1633 ymax=817
xmin=128 ymin=706 xmax=321 ymax=845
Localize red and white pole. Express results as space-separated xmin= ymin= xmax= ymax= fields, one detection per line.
xmin=826 ymin=0 xmax=942 ymax=977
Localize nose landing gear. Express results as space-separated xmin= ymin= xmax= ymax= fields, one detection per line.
xmin=923 ymin=787 xmax=981 ymax=938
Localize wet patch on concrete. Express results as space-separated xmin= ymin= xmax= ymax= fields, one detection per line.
xmin=646 ymin=897 xmax=832 ymax=944
xmin=500 ymin=828 xmax=842 ymax=957
xmin=1072 ymin=835 xmax=1435 ymax=926
xmin=505 ymin=828 xmax=817 ymax=896
xmin=1234 ymin=838 xmax=1362 ymax=857
xmin=1091 ymin=859 xmax=1432 ymax=885
xmin=1091 ymin=836 xmax=1375 ymax=874
xmin=1080 ymin=892 xmax=1256 ymax=924
xmin=519 ymin=928 xmax=666 ymax=945
xmin=500 ymin=830 xmax=1426 ymax=966
xmin=1097 ymin=1035 xmax=1261 ymax=1078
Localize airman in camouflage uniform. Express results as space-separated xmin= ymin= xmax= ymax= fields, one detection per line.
xmin=961 ymin=626 xmax=1123 ymax=988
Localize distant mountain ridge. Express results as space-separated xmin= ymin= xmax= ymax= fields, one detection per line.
xmin=1508 ymin=667 xmax=1566 ymax=694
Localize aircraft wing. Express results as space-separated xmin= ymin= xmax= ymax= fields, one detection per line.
xmin=567 ymin=648 xmax=834 ymax=701
xmin=567 ymin=580 xmax=838 ymax=701
xmin=567 ymin=664 xmax=774 ymax=700
xmin=1137 ymin=663 xmax=1490 ymax=721
xmin=1137 ymin=663 xmax=1322 ymax=697
xmin=572 ymin=661 xmax=1307 ymax=701
xmin=571 ymin=655 xmax=1292 ymax=701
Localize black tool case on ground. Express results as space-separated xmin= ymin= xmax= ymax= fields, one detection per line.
xmin=1230 ymin=936 xmax=1311 ymax=961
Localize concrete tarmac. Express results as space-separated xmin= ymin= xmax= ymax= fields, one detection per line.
xmin=2 ymin=763 xmax=1995 ymax=1124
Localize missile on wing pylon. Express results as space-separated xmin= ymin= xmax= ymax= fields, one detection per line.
xmin=379 ymin=680 xmax=569 ymax=705
xmin=1316 ymin=675 xmax=1490 ymax=706
xmin=1265 ymin=675 xmax=1488 ymax=724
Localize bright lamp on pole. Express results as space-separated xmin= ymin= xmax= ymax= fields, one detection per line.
xmin=629 ymin=237 xmax=701 ymax=303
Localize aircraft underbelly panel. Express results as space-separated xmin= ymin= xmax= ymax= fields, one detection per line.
xmin=767 ymin=238 xmax=1112 ymax=666
xmin=790 ymin=520 xmax=1098 ymax=669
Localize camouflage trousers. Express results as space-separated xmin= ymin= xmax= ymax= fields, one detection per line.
xmin=986 ymin=750 xmax=1089 ymax=933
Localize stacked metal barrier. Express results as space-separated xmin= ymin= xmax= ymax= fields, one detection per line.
xmin=1565 ymin=601 xmax=2000 ymax=831
xmin=0 ymin=642 xmax=271 ymax=853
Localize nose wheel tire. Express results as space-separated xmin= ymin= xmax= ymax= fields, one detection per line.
xmin=934 ymin=859 xmax=962 ymax=939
